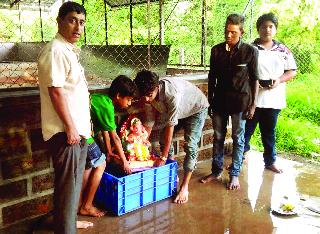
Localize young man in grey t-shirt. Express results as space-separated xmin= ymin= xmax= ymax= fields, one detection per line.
xmin=134 ymin=70 xmax=209 ymax=204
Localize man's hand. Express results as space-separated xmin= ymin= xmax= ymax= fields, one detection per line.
xmin=122 ymin=160 xmax=132 ymax=174
xmin=245 ymin=104 xmax=256 ymax=120
xmin=65 ymin=126 xmax=80 ymax=145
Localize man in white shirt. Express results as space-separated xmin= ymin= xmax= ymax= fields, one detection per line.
xmin=38 ymin=2 xmax=92 ymax=233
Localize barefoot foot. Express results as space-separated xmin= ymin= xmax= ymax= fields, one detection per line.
xmin=200 ymin=173 xmax=221 ymax=184
xmin=266 ymin=164 xmax=283 ymax=173
xmin=174 ymin=189 xmax=189 ymax=204
xmin=228 ymin=176 xmax=240 ymax=190
xmin=76 ymin=220 xmax=94 ymax=229
xmin=79 ymin=206 xmax=105 ymax=217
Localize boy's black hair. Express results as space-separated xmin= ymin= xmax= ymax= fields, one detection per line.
xmin=256 ymin=13 xmax=278 ymax=30
xmin=109 ymin=75 xmax=137 ymax=98
xmin=225 ymin=13 xmax=245 ymax=32
xmin=134 ymin=70 xmax=159 ymax=96
xmin=58 ymin=2 xmax=86 ymax=19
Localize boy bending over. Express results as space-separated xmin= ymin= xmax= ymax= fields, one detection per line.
xmin=78 ymin=75 xmax=137 ymax=216
xmin=134 ymin=70 xmax=209 ymax=204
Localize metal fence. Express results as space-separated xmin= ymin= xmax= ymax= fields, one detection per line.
xmin=0 ymin=0 xmax=317 ymax=89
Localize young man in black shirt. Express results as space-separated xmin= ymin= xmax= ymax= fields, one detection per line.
xmin=201 ymin=13 xmax=259 ymax=190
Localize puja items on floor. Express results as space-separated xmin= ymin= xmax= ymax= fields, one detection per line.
xmin=120 ymin=115 xmax=156 ymax=171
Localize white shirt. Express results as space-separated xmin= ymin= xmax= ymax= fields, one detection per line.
xmin=38 ymin=33 xmax=91 ymax=141
xmin=254 ymin=40 xmax=297 ymax=109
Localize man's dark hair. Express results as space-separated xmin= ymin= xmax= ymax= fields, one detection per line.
xmin=58 ymin=2 xmax=86 ymax=19
xmin=109 ymin=75 xmax=137 ymax=98
xmin=134 ymin=70 xmax=159 ymax=96
xmin=256 ymin=13 xmax=278 ymax=30
xmin=225 ymin=13 xmax=245 ymax=32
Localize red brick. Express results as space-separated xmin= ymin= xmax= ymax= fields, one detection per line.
xmin=203 ymin=133 xmax=214 ymax=146
xmin=0 ymin=101 xmax=41 ymax=129
xmin=0 ymin=180 xmax=27 ymax=203
xmin=32 ymin=172 xmax=54 ymax=193
xmin=178 ymin=140 xmax=185 ymax=153
xmin=0 ymin=128 xmax=30 ymax=160
xmin=1 ymin=154 xmax=33 ymax=179
xmin=203 ymin=118 xmax=213 ymax=131
xmin=198 ymin=148 xmax=213 ymax=161
xmin=2 ymin=194 xmax=53 ymax=225
xmin=32 ymin=150 xmax=50 ymax=171
xmin=1 ymin=151 xmax=50 ymax=179
xmin=24 ymin=105 xmax=41 ymax=128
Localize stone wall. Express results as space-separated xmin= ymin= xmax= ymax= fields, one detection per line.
xmin=0 ymin=79 xmax=232 ymax=233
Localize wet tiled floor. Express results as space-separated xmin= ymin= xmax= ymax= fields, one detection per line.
xmin=34 ymin=152 xmax=320 ymax=234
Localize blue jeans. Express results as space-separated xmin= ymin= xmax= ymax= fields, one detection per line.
xmin=86 ymin=141 xmax=106 ymax=169
xmin=160 ymin=108 xmax=208 ymax=172
xmin=211 ymin=112 xmax=246 ymax=177
xmin=244 ymin=108 xmax=281 ymax=167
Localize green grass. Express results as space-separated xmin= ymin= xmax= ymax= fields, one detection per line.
xmin=250 ymin=73 xmax=320 ymax=161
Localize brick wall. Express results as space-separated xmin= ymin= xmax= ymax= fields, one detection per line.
xmin=0 ymin=91 xmax=53 ymax=233
xmin=0 ymin=79 xmax=232 ymax=233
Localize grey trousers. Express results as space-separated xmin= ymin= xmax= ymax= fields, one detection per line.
xmin=48 ymin=132 xmax=87 ymax=234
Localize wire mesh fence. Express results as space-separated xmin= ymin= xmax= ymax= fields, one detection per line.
xmin=0 ymin=0 xmax=318 ymax=89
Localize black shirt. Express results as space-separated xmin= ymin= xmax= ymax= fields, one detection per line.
xmin=208 ymin=40 xmax=258 ymax=114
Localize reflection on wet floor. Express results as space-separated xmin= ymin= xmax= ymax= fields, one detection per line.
xmin=35 ymin=151 xmax=320 ymax=234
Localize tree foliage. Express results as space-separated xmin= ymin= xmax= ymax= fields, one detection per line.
xmin=0 ymin=0 xmax=319 ymax=72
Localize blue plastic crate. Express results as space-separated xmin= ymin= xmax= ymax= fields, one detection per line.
xmin=95 ymin=160 xmax=178 ymax=216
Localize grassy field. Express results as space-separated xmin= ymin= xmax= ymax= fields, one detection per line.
xmin=249 ymin=73 xmax=320 ymax=162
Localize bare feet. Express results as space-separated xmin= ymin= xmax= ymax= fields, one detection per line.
xmin=76 ymin=220 xmax=94 ymax=229
xmin=79 ymin=206 xmax=105 ymax=217
xmin=266 ymin=164 xmax=283 ymax=173
xmin=228 ymin=176 xmax=240 ymax=190
xmin=200 ymin=173 xmax=221 ymax=184
xmin=174 ymin=188 xmax=189 ymax=204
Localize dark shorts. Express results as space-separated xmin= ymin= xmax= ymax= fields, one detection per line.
xmin=86 ymin=141 xmax=106 ymax=169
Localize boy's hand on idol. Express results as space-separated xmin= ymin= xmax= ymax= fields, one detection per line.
xmin=122 ymin=160 xmax=132 ymax=174
xmin=109 ymin=152 xmax=120 ymax=159
xmin=154 ymin=158 xmax=166 ymax=167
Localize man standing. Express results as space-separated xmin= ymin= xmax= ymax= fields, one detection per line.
xmin=201 ymin=13 xmax=259 ymax=190
xmin=38 ymin=2 xmax=92 ymax=233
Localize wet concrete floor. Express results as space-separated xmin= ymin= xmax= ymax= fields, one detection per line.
xmin=35 ymin=152 xmax=320 ymax=234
